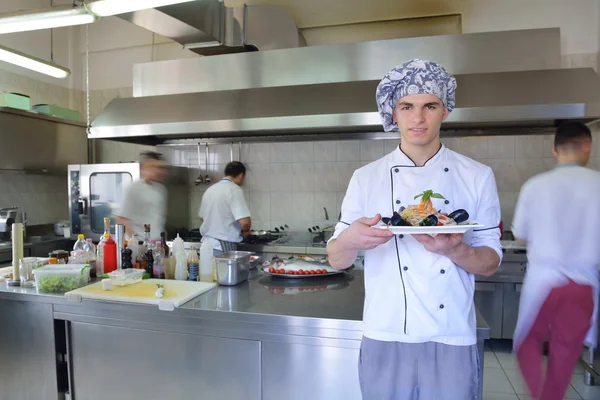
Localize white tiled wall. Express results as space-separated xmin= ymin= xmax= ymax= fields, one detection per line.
xmin=169 ymin=125 xmax=600 ymax=232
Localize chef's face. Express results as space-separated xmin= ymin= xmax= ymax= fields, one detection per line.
xmin=142 ymin=158 xmax=168 ymax=183
xmin=392 ymin=94 xmax=449 ymax=147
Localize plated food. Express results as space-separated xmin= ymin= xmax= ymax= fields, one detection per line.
xmin=379 ymin=190 xmax=480 ymax=234
xmin=382 ymin=190 xmax=471 ymax=227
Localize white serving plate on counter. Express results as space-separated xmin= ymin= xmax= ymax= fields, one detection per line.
xmin=378 ymin=222 xmax=481 ymax=235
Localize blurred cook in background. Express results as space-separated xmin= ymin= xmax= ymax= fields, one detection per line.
xmin=198 ymin=161 xmax=251 ymax=255
xmin=115 ymin=151 xmax=168 ymax=240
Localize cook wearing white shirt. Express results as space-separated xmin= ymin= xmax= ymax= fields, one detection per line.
xmin=199 ymin=161 xmax=251 ymax=254
xmin=327 ymin=59 xmax=502 ymax=400
xmin=512 ymin=122 xmax=600 ymax=400
xmin=116 ymin=151 xmax=168 ymax=240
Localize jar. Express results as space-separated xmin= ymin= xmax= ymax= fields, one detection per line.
xmin=19 ymin=257 xmax=39 ymax=288
xmin=49 ymin=250 xmax=69 ymax=264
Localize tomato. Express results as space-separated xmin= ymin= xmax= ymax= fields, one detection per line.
xmin=279 ymin=269 xmax=285 ymax=274
xmin=436 ymin=222 xmax=443 ymax=226
xmin=321 ymin=269 xmax=328 ymax=274
xmin=299 ymin=269 xmax=304 ymax=274
xmin=269 ymin=267 xmax=275 ymax=273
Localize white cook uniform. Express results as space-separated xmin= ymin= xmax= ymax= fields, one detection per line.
xmin=117 ymin=179 xmax=167 ymax=240
xmin=199 ymin=178 xmax=251 ymax=251
xmin=512 ymin=163 xmax=600 ymax=351
xmin=331 ymin=144 xmax=502 ymax=345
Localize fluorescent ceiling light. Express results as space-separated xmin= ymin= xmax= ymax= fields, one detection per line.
xmin=86 ymin=0 xmax=196 ymax=17
xmin=0 ymin=6 xmax=97 ymax=34
xmin=0 ymin=45 xmax=70 ymax=78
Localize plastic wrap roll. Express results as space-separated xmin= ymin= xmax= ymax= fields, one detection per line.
xmin=11 ymin=223 xmax=23 ymax=281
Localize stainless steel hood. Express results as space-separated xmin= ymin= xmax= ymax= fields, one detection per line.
xmin=90 ymin=28 xmax=600 ymax=144
xmin=116 ymin=0 xmax=305 ymax=56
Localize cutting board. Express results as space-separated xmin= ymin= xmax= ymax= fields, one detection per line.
xmin=65 ymin=279 xmax=216 ymax=311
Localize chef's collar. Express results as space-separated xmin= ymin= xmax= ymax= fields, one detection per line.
xmin=392 ymin=143 xmax=446 ymax=167
xmin=554 ymin=162 xmax=584 ymax=168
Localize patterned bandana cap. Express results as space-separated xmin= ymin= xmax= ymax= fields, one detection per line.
xmin=375 ymin=59 xmax=457 ymax=132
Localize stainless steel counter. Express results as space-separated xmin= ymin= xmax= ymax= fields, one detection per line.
xmin=0 ymin=270 xmax=490 ymax=400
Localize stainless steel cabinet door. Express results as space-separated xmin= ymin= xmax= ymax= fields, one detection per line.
xmin=474 ymin=282 xmax=504 ymax=339
xmin=502 ymin=283 xmax=522 ymax=339
xmin=262 ymin=341 xmax=362 ymax=400
xmin=0 ymin=300 xmax=57 ymax=400
xmin=70 ymin=322 xmax=261 ymax=400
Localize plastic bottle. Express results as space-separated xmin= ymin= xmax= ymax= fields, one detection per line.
xmin=174 ymin=249 xmax=188 ymax=281
xmin=96 ymin=233 xmax=109 ymax=276
xmin=127 ymin=237 xmax=139 ymax=264
xmin=199 ymin=242 xmax=213 ymax=282
xmin=103 ymin=236 xmax=117 ymax=273
xmin=172 ymin=234 xmax=188 ymax=281
xmin=152 ymin=242 xmax=165 ymax=278
xmin=73 ymin=234 xmax=86 ymax=254
xmin=135 ymin=241 xmax=146 ymax=270
xmin=187 ymin=246 xmax=199 ymax=281
xmin=83 ymin=238 xmax=95 ymax=254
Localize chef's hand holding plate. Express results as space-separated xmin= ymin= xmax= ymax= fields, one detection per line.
xmin=339 ymin=214 xmax=395 ymax=250
xmin=412 ymin=233 xmax=463 ymax=256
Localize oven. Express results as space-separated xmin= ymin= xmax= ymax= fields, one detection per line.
xmin=68 ymin=163 xmax=190 ymax=242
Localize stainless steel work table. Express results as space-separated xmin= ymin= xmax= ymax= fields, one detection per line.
xmin=0 ymin=270 xmax=490 ymax=400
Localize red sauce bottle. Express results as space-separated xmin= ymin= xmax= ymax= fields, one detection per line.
xmin=103 ymin=236 xmax=117 ymax=273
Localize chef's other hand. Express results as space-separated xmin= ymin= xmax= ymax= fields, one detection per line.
xmin=412 ymin=233 xmax=463 ymax=255
xmin=339 ymin=214 xmax=395 ymax=251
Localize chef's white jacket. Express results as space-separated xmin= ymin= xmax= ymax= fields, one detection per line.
xmin=199 ymin=178 xmax=251 ymax=251
xmin=332 ymin=145 xmax=502 ymax=346
xmin=512 ymin=163 xmax=600 ymax=349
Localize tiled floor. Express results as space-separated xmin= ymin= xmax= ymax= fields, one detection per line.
xmin=483 ymin=340 xmax=600 ymax=400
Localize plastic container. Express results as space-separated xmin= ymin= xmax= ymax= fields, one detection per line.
xmin=107 ymin=269 xmax=144 ymax=287
xmin=33 ymin=264 xmax=91 ymax=293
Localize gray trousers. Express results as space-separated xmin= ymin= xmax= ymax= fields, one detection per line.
xmin=359 ymin=337 xmax=480 ymax=400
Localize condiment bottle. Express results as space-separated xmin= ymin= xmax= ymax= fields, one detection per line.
xmin=145 ymin=240 xmax=155 ymax=278
xmin=103 ymin=237 xmax=117 ymax=273
xmin=121 ymin=241 xmax=133 ymax=269
xmin=187 ymin=246 xmax=199 ymax=281
xmin=199 ymin=242 xmax=213 ymax=282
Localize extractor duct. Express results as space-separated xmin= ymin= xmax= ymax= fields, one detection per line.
xmin=116 ymin=0 xmax=305 ymax=56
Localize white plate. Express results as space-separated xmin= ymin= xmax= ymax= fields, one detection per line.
xmin=378 ymin=222 xmax=482 ymax=235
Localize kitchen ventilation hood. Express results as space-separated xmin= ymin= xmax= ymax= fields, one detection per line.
xmin=90 ymin=28 xmax=600 ymax=144
xmin=116 ymin=0 xmax=305 ymax=55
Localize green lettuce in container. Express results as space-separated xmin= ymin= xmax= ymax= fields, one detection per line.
xmin=33 ymin=264 xmax=91 ymax=293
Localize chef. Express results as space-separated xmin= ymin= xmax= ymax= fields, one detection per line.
xmin=327 ymin=59 xmax=502 ymax=399
xmin=115 ymin=151 xmax=168 ymax=240
xmin=198 ymin=161 xmax=251 ymax=255
xmin=512 ymin=121 xmax=600 ymax=400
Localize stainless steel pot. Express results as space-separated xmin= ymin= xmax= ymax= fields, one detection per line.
xmin=215 ymin=251 xmax=254 ymax=286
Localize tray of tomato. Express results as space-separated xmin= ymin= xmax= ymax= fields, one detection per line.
xmin=263 ymin=267 xmax=342 ymax=278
